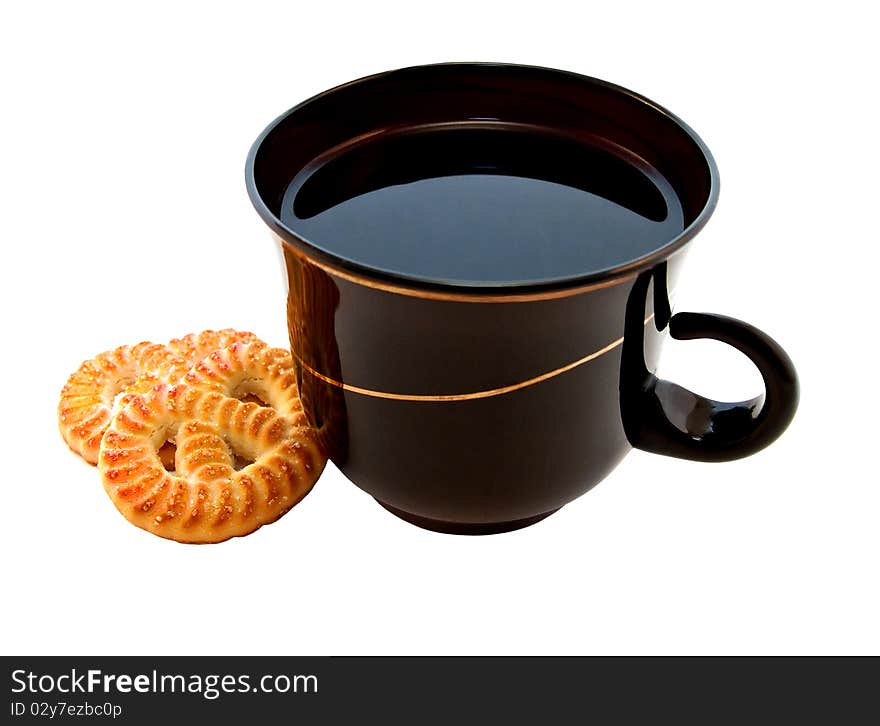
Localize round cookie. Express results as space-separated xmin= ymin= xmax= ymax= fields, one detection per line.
xmin=59 ymin=330 xmax=259 ymax=465
xmin=99 ymin=341 xmax=325 ymax=543
xmin=58 ymin=342 xmax=189 ymax=464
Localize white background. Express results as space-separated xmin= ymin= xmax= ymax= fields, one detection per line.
xmin=1 ymin=1 xmax=877 ymax=655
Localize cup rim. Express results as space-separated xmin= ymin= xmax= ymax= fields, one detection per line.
xmin=245 ymin=62 xmax=719 ymax=297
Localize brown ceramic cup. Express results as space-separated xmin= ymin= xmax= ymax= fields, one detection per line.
xmin=246 ymin=63 xmax=799 ymax=534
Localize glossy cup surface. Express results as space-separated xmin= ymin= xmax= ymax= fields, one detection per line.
xmin=247 ymin=63 xmax=727 ymax=533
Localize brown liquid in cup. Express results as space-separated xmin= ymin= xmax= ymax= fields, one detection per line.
xmin=281 ymin=124 xmax=685 ymax=286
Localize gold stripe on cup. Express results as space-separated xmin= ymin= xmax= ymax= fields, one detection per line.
xmin=293 ymin=314 xmax=656 ymax=403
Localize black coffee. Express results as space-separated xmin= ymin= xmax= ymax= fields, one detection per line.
xmin=281 ymin=123 xmax=684 ymax=286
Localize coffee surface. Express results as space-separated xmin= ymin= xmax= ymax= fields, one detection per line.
xmin=282 ymin=124 xmax=684 ymax=286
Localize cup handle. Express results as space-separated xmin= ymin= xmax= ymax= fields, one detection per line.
xmin=623 ymin=308 xmax=799 ymax=462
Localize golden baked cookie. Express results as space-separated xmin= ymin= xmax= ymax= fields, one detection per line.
xmin=99 ymin=341 xmax=325 ymax=543
xmin=59 ymin=330 xmax=259 ymax=465
xmin=58 ymin=342 xmax=189 ymax=464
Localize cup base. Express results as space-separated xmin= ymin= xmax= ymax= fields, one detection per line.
xmin=375 ymin=500 xmax=560 ymax=535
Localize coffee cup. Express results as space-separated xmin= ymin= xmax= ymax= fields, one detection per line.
xmin=246 ymin=63 xmax=798 ymax=534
